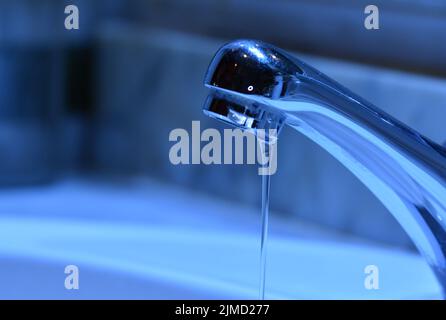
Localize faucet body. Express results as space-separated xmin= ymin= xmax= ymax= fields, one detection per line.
xmin=203 ymin=40 xmax=446 ymax=295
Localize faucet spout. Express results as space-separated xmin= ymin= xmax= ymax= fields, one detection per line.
xmin=203 ymin=40 xmax=446 ymax=295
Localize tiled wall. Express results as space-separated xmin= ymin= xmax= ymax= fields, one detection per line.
xmin=0 ymin=0 xmax=126 ymax=184
xmin=132 ymin=0 xmax=446 ymax=76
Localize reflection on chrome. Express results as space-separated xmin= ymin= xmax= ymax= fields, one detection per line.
xmin=203 ymin=39 xmax=446 ymax=296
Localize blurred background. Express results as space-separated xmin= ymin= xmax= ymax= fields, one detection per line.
xmin=0 ymin=0 xmax=445 ymax=299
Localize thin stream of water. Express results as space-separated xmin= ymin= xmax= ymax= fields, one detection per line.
xmin=258 ymin=136 xmax=272 ymax=300
xmin=259 ymin=172 xmax=270 ymax=300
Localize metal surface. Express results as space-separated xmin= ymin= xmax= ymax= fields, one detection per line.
xmin=203 ymin=40 xmax=446 ymax=295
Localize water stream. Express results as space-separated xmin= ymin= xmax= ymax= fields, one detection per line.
xmin=258 ymin=135 xmax=273 ymax=300
xmin=259 ymin=172 xmax=270 ymax=300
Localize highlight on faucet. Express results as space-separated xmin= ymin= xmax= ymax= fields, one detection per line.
xmin=1 ymin=0 xmax=445 ymax=308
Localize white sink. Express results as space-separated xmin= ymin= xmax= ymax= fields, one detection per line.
xmin=0 ymin=179 xmax=442 ymax=299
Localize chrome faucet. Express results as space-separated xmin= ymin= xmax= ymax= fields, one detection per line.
xmin=203 ymin=40 xmax=446 ymax=296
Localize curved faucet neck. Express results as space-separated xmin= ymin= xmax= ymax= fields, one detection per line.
xmin=274 ymin=77 xmax=446 ymax=290
xmin=203 ymin=39 xmax=446 ymax=295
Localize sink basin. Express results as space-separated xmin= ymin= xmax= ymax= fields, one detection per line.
xmin=0 ymin=179 xmax=442 ymax=299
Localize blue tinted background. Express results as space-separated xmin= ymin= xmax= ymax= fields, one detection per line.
xmin=0 ymin=0 xmax=445 ymax=299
